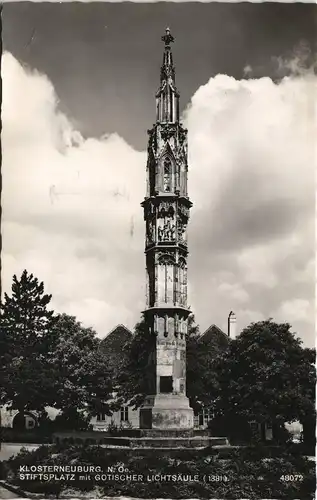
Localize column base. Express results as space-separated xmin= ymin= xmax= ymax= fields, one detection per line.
xmin=140 ymin=394 xmax=194 ymax=430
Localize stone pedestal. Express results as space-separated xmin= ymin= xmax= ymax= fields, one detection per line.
xmin=140 ymin=394 xmax=194 ymax=430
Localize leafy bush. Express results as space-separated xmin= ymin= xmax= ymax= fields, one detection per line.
xmin=208 ymin=414 xmax=253 ymax=443
xmin=0 ymin=427 xmax=52 ymax=444
xmin=106 ymin=420 xmax=118 ymax=435
xmin=0 ymin=460 xmax=9 ymax=480
xmin=52 ymin=409 xmax=92 ymax=432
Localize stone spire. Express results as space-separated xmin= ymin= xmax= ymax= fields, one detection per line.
xmin=160 ymin=27 xmax=175 ymax=81
xmin=156 ymin=28 xmax=180 ymax=124
xmin=140 ymin=29 xmax=194 ymax=430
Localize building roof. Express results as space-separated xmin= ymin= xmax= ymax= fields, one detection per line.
xmin=99 ymin=324 xmax=132 ymax=376
xmin=100 ymin=322 xmax=228 ymax=377
xmin=199 ymin=324 xmax=229 ymax=353
xmin=101 ymin=324 xmax=132 ymax=343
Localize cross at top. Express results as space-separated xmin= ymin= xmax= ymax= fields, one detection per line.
xmin=161 ymin=27 xmax=174 ymax=47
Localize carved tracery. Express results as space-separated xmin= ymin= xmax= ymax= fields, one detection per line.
xmin=178 ymin=258 xmax=187 ymax=307
xmin=146 ymin=201 xmax=156 ymax=244
xmin=157 ymin=254 xmax=175 ymax=304
xmin=163 ymin=157 xmax=172 ymax=192
xmin=161 ymin=124 xmax=177 ymax=142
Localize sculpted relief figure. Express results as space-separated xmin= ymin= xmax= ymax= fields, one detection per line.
xmin=157 ymin=201 xmax=176 ymax=242
xmin=179 ymin=225 xmax=187 ymax=243
xmin=158 ymin=219 xmax=175 ymax=242
xmin=178 ymin=126 xmax=188 ymax=145
xmin=149 ymin=201 xmax=156 ymax=215
xmin=147 ymin=220 xmax=155 ymax=243
xmin=167 ymin=221 xmax=175 ymax=240
xmin=146 ymin=203 xmax=156 ymax=244
xmin=178 ymin=205 xmax=189 ymax=218
xmin=158 ymin=201 xmax=174 ymax=218
xmin=177 ymin=215 xmax=187 ymax=243
xmin=158 ymin=225 xmax=164 ymax=242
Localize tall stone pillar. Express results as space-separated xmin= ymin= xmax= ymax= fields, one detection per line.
xmin=140 ymin=28 xmax=194 ymax=430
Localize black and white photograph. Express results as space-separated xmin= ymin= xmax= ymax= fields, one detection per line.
xmin=0 ymin=1 xmax=316 ymax=499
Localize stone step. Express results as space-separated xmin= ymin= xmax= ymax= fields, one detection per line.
xmin=53 ymin=432 xmax=229 ymax=449
xmin=139 ymin=429 xmax=194 ymax=438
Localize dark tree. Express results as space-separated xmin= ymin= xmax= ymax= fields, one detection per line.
xmin=0 ymin=272 xmax=114 ymax=428
xmin=117 ymin=318 xmax=156 ymax=409
xmin=0 ymin=270 xmax=56 ymax=413
xmin=187 ymin=317 xmax=229 ymax=412
xmin=215 ymin=320 xmax=316 ymax=442
xmin=47 ymin=314 xmax=113 ymax=420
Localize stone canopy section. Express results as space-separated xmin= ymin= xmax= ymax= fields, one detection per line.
xmin=140 ymin=28 xmax=194 ymax=430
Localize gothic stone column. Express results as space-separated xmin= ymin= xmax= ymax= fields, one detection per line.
xmin=139 ymin=29 xmax=194 ymax=430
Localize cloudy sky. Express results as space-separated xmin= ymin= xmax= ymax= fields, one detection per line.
xmin=2 ymin=2 xmax=316 ymax=346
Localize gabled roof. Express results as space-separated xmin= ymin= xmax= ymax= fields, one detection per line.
xmin=199 ymin=324 xmax=229 ymax=351
xmin=101 ymin=324 xmax=132 ymax=343
xmin=99 ymin=325 xmax=132 ymax=376
xmin=200 ymin=323 xmax=227 ymax=338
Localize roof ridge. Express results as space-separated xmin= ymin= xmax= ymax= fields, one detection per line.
xmin=101 ymin=323 xmax=132 ymax=340
xmin=200 ymin=323 xmax=227 ymax=338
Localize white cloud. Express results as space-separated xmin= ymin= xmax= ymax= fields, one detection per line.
xmin=2 ymin=52 xmax=315 ymax=345
xmin=2 ymin=53 xmax=146 ymax=337
xmin=185 ymin=73 xmax=315 ymax=344
xmin=218 ymin=283 xmax=250 ymax=304
xmin=274 ymin=299 xmax=313 ymax=325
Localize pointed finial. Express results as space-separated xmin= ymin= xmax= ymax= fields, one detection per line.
xmin=161 ymin=27 xmax=174 ymax=47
